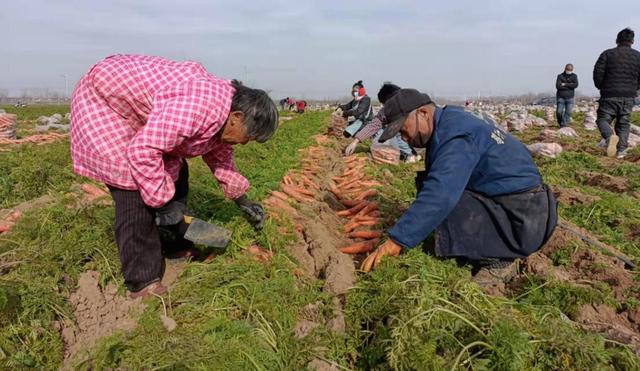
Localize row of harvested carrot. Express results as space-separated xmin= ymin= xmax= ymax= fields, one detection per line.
xmin=263 ymin=144 xmax=328 ymax=221
xmin=330 ymin=155 xmax=385 ymax=254
xmin=0 ymin=132 xmax=68 ymax=146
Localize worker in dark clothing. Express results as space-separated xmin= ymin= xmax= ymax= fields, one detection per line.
xmin=593 ymin=28 xmax=640 ymax=159
xmin=361 ymin=89 xmax=557 ymax=290
xmin=279 ymin=98 xmax=288 ymax=111
xmin=555 ymin=64 xmax=579 ymax=127
xmin=339 ymin=80 xmax=373 ymax=137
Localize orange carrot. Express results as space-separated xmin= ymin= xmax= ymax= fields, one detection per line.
xmin=283 ymin=175 xmax=294 ymax=185
xmin=272 ymin=191 xmax=289 ymax=201
xmin=356 ymin=189 xmax=378 ymax=200
xmin=359 ymin=181 xmax=384 ymax=187
xmin=301 ymin=175 xmax=320 ymax=190
xmin=295 ymin=187 xmax=316 ymax=197
xmin=340 ymin=199 xmax=362 ymax=207
xmin=282 ymin=184 xmax=314 ymax=202
xmin=264 ymin=197 xmax=297 ymax=214
xmin=339 ymin=239 xmax=380 ymax=254
xmin=336 ymin=201 xmax=370 ymax=217
xmin=352 ymin=202 xmax=378 ymax=218
xmin=349 ymin=230 xmax=383 ymax=239
xmin=329 ymin=184 xmax=343 ymax=199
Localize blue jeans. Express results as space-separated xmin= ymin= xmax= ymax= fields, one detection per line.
xmin=371 ymin=129 xmax=413 ymax=156
xmin=556 ymin=97 xmax=574 ymax=127
xmin=596 ymin=97 xmax=635 ymax=152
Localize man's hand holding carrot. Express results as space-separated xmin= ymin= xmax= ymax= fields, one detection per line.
xmin=360 ymin=238 xmax=403 ymax=272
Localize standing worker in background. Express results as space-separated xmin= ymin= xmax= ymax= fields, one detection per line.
xmin=593 ymin=28 xmax=640 ymax=159
xmin=555 ymin=63 xmax=578 ymax=127
xmin=339 ymin=80 xmax=374 ymax=138
xmin=361 ymin=89 xmax=557 ymax=291
xmin=70 ymin=54 xmax=278 ymax=298
xmin=344 ymin=83 xmax=420 ymax=163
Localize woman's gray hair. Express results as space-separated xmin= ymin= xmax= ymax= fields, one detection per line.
xmin=230 ymin=80 xmax=278 ymax=143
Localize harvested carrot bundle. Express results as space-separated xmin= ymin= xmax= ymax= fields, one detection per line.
xmin=301 ymin=175 xmax=320 ymax=191
xmin=336 ymin=201 xmax=370 ymax=217
xmin=344 ymin=218 xmax=382 ymax=233
xmin=340 ymin=199 xmax=362 ymax=208
xmin=281 ymin=184 xmax=315 ymax=202
xmin=339 ymin=239 xmax=380 ymax=254
xmin=264 ymin=197 xmax=298 ymax=215
xmin=352 ymin=202 xmax=378 ymax=218
xmin=356 ymin=189 xmax=378 ymax=200
xmin=271 ymin=191 xmax=289 ymax=201
xmin=348 ymin=230 xmax=383 ymax=239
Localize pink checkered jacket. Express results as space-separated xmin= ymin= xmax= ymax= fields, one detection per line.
xmin=70 ymin=54 xmax=249 ymax=208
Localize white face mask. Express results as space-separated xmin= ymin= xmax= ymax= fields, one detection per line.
xmin=565 ymin=71 xmax=573 ymax=75
xmin=353 ymin=91 xmax=359 ymax=98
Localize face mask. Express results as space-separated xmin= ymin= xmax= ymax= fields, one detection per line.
xmin=565 ymin=71 xmax=573 ymax=75
xmin=405 ymin=111 xmax=432 ymax=148
xmin=353 ymin=91 xmax=359 ymax=98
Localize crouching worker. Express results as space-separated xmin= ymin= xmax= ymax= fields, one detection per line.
xmin=70 ymin=54 xmax=278 ymax=298
xmin=344 ymin=83 xmax=420 ymax=163
xmin=361 ymin=89 xmax=557 ymax=288
xmin=339 ymin=80 xmax=373 ymax=137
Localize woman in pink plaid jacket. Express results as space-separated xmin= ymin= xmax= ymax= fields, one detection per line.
xmin=70 ymin=54 xmax=278 ymax=298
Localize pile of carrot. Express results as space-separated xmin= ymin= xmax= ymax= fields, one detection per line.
xmin=327 ymin=112 xmax=347 ymax=138
xmin=331 ymin=155 xmax=386 ymax=255
xmin=0 ymin=132 xmax=68 ymax=147
xmin=263 ymin=145 xmax=327 ymax=224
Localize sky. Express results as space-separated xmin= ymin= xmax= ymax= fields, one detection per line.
xmin=1 ymin=0 xmax=639 ymax=100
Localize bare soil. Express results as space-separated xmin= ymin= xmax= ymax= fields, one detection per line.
xmin=509 ymin=225 xmax=640 ymax=351
xmin=553 ymin=186 xmax=601 ymax=206
xmin=577 ymin=171 xmax=629 ymax=193
xmin=57 ymin=271 xmax=146 ymax=369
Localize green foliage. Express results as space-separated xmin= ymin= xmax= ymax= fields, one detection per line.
xmin=345 ymin=250 xmax=630 ymax=370
xmin=0 ymin=141 xmax=77 ymax=208
xmin=514 ymin=277 xmax=615 ymax=318
xmin=0 ymin=104 xmax=69 ymax=121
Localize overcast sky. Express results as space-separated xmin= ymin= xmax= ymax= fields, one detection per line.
xmin=2 ymin=0 xmax=639 ymax=99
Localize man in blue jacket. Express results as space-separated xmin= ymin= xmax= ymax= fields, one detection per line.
xmin=361 ymin=89 xmax=557 ymax=287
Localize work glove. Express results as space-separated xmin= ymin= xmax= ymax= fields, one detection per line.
xmin=361 ymin=239 xmax=403 ymax=272
xmin=344 ymin=139 xmax=359 ymax=156
xmin=234 ymin=195 xmax=265 ymax=230
xmin=155 ymin=201 xmax=188 ymax=226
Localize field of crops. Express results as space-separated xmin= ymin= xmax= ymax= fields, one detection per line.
xmin=1 ymin=105 xmax=640 ymax=369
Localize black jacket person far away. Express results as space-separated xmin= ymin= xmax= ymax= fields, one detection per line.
xmin=593 ymin=45 xmax=640 ymax=98
xmin=556 ymin=72 xmax=579 ymax=99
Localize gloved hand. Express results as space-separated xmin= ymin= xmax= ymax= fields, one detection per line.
xmin=234 ymin=195 xmax=265 ymax=230
xmin=155 ymin=201 xmax=188 ymax=226
xmin=361 ymin=239 xmax=403 ymax=272
xmin=344 ymin=139 xmax=359 ymax=156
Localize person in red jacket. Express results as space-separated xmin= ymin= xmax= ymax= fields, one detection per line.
xmin=71 ymin=54 xmax=278 ymax=298
xmin=296 ymin=100 xmax=307 ymax=113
